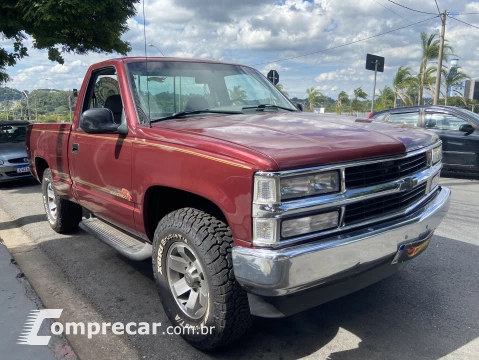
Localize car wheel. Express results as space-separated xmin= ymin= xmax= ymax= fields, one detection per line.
xmin=42 ymin=168 xmax=82 ymax=233
xmin=152 ymin=208 xmax=252 ymax=350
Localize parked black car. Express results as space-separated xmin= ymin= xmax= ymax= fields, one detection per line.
xmin=369 ymin=106 xmax=479 ymax=173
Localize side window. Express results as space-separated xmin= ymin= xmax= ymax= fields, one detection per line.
xmin=84 ymin=70 xmax=120 ymax=110
xmin=83 ymin=68 xmax=123 ymax=124
xmin=424 ymin=112 xmax=468 ymax=131
xmin=372 ymin=112 xmax=388 ymax=121
xmin=387 ymin=112 xmax=419 ymax=127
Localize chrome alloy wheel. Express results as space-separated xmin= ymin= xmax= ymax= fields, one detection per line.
xmin=44 ymin=178 xmax=57 ymax=220
xmin=166 ymin=242 xmax=209 ymax=319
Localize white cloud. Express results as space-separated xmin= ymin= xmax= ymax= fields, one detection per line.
xmin=3 ymin=0 xmax=479 ymax=99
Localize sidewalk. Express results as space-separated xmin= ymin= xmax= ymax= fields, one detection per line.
xmin=0 ymin=242 xmax=75 ymax=360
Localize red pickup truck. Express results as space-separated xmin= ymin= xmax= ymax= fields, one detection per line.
xmin=26 ymin=57 xmax=450 ymax=350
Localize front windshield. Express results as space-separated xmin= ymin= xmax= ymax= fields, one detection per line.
xmin=125 ymin=61 xmax=296 ymax=123
xmin=0 ymin=125 xmax=27 ymax=143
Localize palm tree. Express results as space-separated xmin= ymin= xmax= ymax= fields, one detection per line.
xmin=417 ymin=32 xmax=453 ymax=105
xmin=228 ymin=85 xmax=247 ymax=102
xmin=442 ymin=66 xmax=470 ymax=105
xmin=306 ymin=87 xmax=324 ymax=112
xmin=354 ymin=87 xmax=368 ymax=101
xmin=351 ymin=87 xmax=368 ymax=115
xmin=423 ymin=66 xmax=438 ymax=102
xmin=393 ymin=66 xmax=415 ymax=108
xmin=336 ymin=90 xmax=349 ymax=114
xmin=376 ymin=86 xmax=395 ymax=110
xmin=275 ymin=84 xmax=289 ymax=97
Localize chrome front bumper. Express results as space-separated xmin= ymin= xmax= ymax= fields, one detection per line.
xmin=233 ymin=186 xmax=450 ymax=297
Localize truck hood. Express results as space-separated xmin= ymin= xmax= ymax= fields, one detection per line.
xmin=157 ymin=112 xmax=438 ymax=170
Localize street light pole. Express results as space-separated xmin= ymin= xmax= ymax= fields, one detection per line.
xmin=434 ymin=10 xmax=447 ymax=105
xmin=148 ymin=44 xmax=166 ymax=56
xmin=371 ymin=60 xmax=379 ymax=112
xmin=22 ymin=91 xmax=30 ymax=121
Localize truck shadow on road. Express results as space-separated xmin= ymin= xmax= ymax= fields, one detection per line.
xmin=32 ymin=231 xmax=479 ymax=360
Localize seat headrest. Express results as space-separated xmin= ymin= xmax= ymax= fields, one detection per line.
xmin=184 ymin=96 xmax=209 ymax=112
xmin=104 ymin=94 xmax=123 ymax=114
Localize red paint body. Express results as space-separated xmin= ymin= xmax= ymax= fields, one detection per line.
xmin=26 ymin=58 xmax=439 ymax=247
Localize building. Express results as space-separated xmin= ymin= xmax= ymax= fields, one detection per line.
xmin=464 ymin=79 xmax=479 ymax=101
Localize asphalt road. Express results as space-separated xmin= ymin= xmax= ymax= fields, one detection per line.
xmin=0 ymin=173 xmax=478 ymax=360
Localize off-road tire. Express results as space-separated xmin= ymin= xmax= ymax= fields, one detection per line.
xmin=152 ymin=208 xmax=253 ymax=350
xmin=42 ymin=168 xmax=82 ymax=233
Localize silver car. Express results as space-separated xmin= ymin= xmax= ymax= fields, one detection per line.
xmin=0 ymin=121 xmax=32 ymax=182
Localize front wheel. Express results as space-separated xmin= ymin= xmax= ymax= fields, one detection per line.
xmin=42 ymin=168 xmax=82 ymax=233
xmin=152 ymin=208 xmax=252 ymax=350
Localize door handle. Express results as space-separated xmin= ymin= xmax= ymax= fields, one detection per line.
xmin=72 ymin=143 xmax=79 ymax=154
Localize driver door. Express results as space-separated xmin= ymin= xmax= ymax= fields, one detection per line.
xmin=69 ymin=66 xmax=136 ymax=233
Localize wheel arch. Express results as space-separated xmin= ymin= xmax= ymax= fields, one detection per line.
xmin=34 ymin=157 xmax=49 ymax=181
xmin=143 ymin=186 xmax=230 ymax=241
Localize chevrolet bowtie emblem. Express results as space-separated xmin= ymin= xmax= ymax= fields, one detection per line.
xmin=398 ymin=178 xmax=418 ymax=192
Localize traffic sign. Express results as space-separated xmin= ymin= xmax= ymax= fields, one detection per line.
xmin=267 ymin=70 xmax=279 ymax=85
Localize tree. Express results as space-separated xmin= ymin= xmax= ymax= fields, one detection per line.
xmin=0 ymin=0 xmax=138 ymax=83
xmin=417 ymin=32 xmax=453 ymax=105
xmin=228 ymin=86 xmax=247 ymax=102
xmin=275 ymin=84 xmax=289 ymax=97
xmin=306 ymin=87 xmax=324 ymax=112
xmin=350 ymin=87 xmax=368 ymax=115
xmin=335 ymin=90 xmax=349 ymax=114
xmin=393 ymin=66 xmax=416 ymax=108
xmin=375 ymin=86 xmax=395 ymax=110
xmin=442 ymin=66 xmax=470 ymax=106
xmin=353 ymin=87 xmax=368 ymax=101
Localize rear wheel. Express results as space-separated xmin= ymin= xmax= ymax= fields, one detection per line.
xmin=42 ymin=168 xmax=82 ymax=233
xmin=152 ymin=208 xmax=252 ymax=350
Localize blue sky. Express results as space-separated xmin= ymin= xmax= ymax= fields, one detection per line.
xmin=2 ymin=0 xmax=479 ymax=100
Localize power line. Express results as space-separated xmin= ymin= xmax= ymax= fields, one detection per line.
xmin=371 ymin=0 xmax=430 ymax=31
xmin=448 ymin=15 xmax=479 ymax=30
xmin=454 ymin=13 xmax=479 ymax=16
xmin=387 ymin=0 xmax=437 ymax=15
xmin=434 ymin=0 xmax=441 ymax=15
xmin=250 ymin=16 xmax=439 ymax=66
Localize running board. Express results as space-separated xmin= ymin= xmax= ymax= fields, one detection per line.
xmin=79 ymin=218 xmax=152 ymax=261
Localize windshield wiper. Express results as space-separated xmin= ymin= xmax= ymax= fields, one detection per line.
xmin=151 ymin=110 xmax=243 ymax=123
xmin=242 ymin=104 xmax=296 ymax=112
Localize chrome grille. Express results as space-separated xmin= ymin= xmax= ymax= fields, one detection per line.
xmin=8 ymin=157 xmax=28 ymax=164
xmin=344 ymin=182 xmax=427 ymax=225
xmin=345 ymin=152 xmax=428 ymax=188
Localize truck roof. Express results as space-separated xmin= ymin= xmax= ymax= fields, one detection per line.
xmin=95 ymin=57 xmax=245 ymax=67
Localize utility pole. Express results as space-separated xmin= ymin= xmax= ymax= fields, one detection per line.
xmin=434 ymin=10 xmax=447 ymax=105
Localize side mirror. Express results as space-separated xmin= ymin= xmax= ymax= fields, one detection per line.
xmin=296 ymin=103 xmax=304 ymax=112
xmin=459 ymin=124 xmax=475 ymax=134
xmin=80 ymin=108 xmax=119 ymax=134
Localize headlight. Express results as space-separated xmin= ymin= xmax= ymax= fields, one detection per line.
xmin=281 ymin=171 xmax=339 ymax=200
xmin=432 ymin=145 xmax=442 ymax=165
xmin=0 ymin=160 xmax=3 ymax=165
xmin=281 ymin=211 xmax=339 ymax=238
